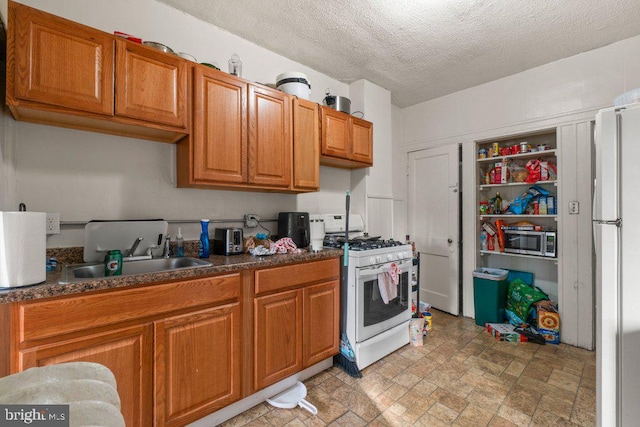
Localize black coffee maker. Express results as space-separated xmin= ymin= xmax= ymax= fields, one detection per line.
xmin=277 ymin=212 xmax=310 ymax=248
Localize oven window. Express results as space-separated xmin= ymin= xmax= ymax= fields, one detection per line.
xmin=362 ymin=271 xmax=409 ymax=327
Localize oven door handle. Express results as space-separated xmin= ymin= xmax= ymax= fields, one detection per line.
xmin=357 ymin=260 xmax=413 ymax=281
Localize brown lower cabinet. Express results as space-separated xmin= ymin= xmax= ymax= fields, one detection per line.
xmin=2 ymin=258 xmax=339 ymax=427
xmin=255 ymin=289 xmax=303 ymax=390
xmin=254 ymin=259 xmax=340 ymax=390
xmin=303 ymin=281 xmax=340 ymax=368
xmin=18 ymin=324 xmax=154 ymax=426
xmin=155 ymin=303 xmax=242 ymax=427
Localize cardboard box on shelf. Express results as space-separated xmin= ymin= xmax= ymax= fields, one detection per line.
xmin=486 ymin=323 xmax=528 ymax=342
xmin=537 ymin=328 xmax=560 ymax=344
xmin=535 ymin=300 xmax=560 ymax=344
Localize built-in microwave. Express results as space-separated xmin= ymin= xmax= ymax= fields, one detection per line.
xmin=503 ymin=230 xmax=556 ymax=257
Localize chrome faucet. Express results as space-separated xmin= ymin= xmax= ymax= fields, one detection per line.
xmin=127 ymin=237 xmax=144 ymax=257
xmin=162 ymin=234 xmax=171 ymax=259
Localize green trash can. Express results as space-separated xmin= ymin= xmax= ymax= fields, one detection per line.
xmin=473 ymin=268 xmax=509 ymax=326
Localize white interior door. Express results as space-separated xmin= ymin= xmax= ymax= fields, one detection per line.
xmin=408 ymin=144 xmax=460 ymax=315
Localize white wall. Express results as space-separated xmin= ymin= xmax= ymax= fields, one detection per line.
xmin=0 ymin=7 xmax=11 ymax=211
xmin=0 ymin=109 xmax=10 ymax=211
xmin=399 ymin=33 xmax=640 ymax=348
xmin=402 ymin=36 xmax=640 ymax=147
xmin=1 ymin=0 xmax=358 ymax=245
xmin=348 ymin=80 xmax=396 ymax=238
xmin=391 ymin=105 xmax=407 ymax=241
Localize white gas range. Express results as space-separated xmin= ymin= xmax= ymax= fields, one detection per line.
xmin=320 ymin=214 xmax=413 ymax=369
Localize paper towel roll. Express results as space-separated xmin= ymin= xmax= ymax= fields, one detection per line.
xmin=0 ymin=212 xmax=46 ymax=288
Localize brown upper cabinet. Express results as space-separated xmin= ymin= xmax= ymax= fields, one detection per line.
xmin=5 ymin=1 xmax=374 ymax=191
xmin=186 ymin=68 xmax=248 ymax=185
xmin=6 ymin=1 xmax=188 ymax=143
xmin=292 ymin=98 xmax=320 ymax=191
xmin=177 ymin=65 xmax=293 ymax=191
xmin=115 ymin=39 xmax=188 ymax=129
xmin=320 ymin=106 xmax=373 ymax=168
xmin=248 ymin=85 xmax=292 ymax=187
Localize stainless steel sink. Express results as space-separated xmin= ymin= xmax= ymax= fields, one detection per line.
xmin=60 ymin=257 xmax=212 ymax=283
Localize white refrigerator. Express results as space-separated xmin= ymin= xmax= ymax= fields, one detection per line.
xmin=594 ymin=103 xmax=640 ymax=426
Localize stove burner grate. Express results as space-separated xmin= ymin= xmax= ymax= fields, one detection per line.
xmin=323 ymin=236 xmax=405 ymax=251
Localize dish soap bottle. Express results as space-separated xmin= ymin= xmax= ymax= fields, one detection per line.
xmin=176 ymin=227 xmax=185 ymax=257
xmin=198 ymin=220 xmax=210 ymax=258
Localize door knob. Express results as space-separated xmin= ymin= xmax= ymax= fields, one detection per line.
xmin=448 ymin=238 xmax=453 ymax=244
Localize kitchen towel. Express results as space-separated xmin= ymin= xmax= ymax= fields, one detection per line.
xmin=377 ymin=262 xmax=400 ymax=304
xmin=0 ymin=212 xmax=46 ymax=288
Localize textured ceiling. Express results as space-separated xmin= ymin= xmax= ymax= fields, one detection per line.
xmin=158 ymin=0 xmax=640 ymax=107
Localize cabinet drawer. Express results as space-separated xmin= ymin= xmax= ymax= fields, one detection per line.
xmin=19 ymin=273 xmax=240 ymax=343
xmin=254 ymin=258 xmax=339 ymax=295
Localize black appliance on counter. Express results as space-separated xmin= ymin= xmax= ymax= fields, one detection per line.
xmin=277 ymin=212 xmax=310 ymax=248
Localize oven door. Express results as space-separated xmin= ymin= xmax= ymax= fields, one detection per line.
xmin=355 ymin=259 xmax=412 ymax=343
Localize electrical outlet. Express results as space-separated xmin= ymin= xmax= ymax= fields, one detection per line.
xmin=46 ymin=212 xmax=60 ymax=234
xmin=244 ymin=214 xmax=260 ymax=228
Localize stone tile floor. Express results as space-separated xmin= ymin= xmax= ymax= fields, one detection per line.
xmin=222 ymin=309 xmax=595 ymax=426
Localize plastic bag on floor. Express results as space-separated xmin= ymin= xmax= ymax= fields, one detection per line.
xmin=409 ymin=318 xmax=425 ymax=346
xmin=506 ymin=278 xmax=548 ymax=323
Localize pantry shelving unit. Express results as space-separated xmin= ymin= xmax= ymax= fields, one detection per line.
xmin=475 ymin=128 xmax=559 ymax=301
xmin=479 ymin=214 xmax=556 ymax=220
xmin=479 ymin=250 xmax=559 ymax=263
xmin=479 ymin=180 xmax=557 ymax=190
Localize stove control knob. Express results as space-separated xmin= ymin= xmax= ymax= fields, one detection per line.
xmin=387 ymin=254 xmax=394 ymax=261
xmin=376 ymin=256 xmax=383 ymax=263
xmin=369 ymin=257 xmax=377 ymax=265
xmin=399 ymin=251 xmax=407 ymax=259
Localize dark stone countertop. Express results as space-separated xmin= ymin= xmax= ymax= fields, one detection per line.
xmin=0 ymin=249 xmax=342 ymax=304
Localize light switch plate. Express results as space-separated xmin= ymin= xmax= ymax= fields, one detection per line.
xmin=46 ymin=212 xmax=60 ymax=234
xmin=568 ymin=201 xmax=580 ymax=214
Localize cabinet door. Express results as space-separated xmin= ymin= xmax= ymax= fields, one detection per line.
xmin=292 ymin=98 xmax=320 ymax=191
xmin=192 ymin=68 xmax=247 ymax=184
xmin=248 ymin=85 xmax=292 ymax=187
xmin=115 ymin=39 xmax=187 ymax=128
xmin=155 ymin=303 xmax=241 ymax=427
xmin=254 ymin=290 xmax=302 ymax=390
xmin=321 ymin=106 xmax=350 ymax=159
xmin=303 ymin=280 xmax=340 ymax=367
xmin=351 ymin=117 xmax=374 ymax=165
xmin=9 ymin=1 xmax=114 ymax=115
xmin=18 ymin=324 xmax=153 ymax=427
